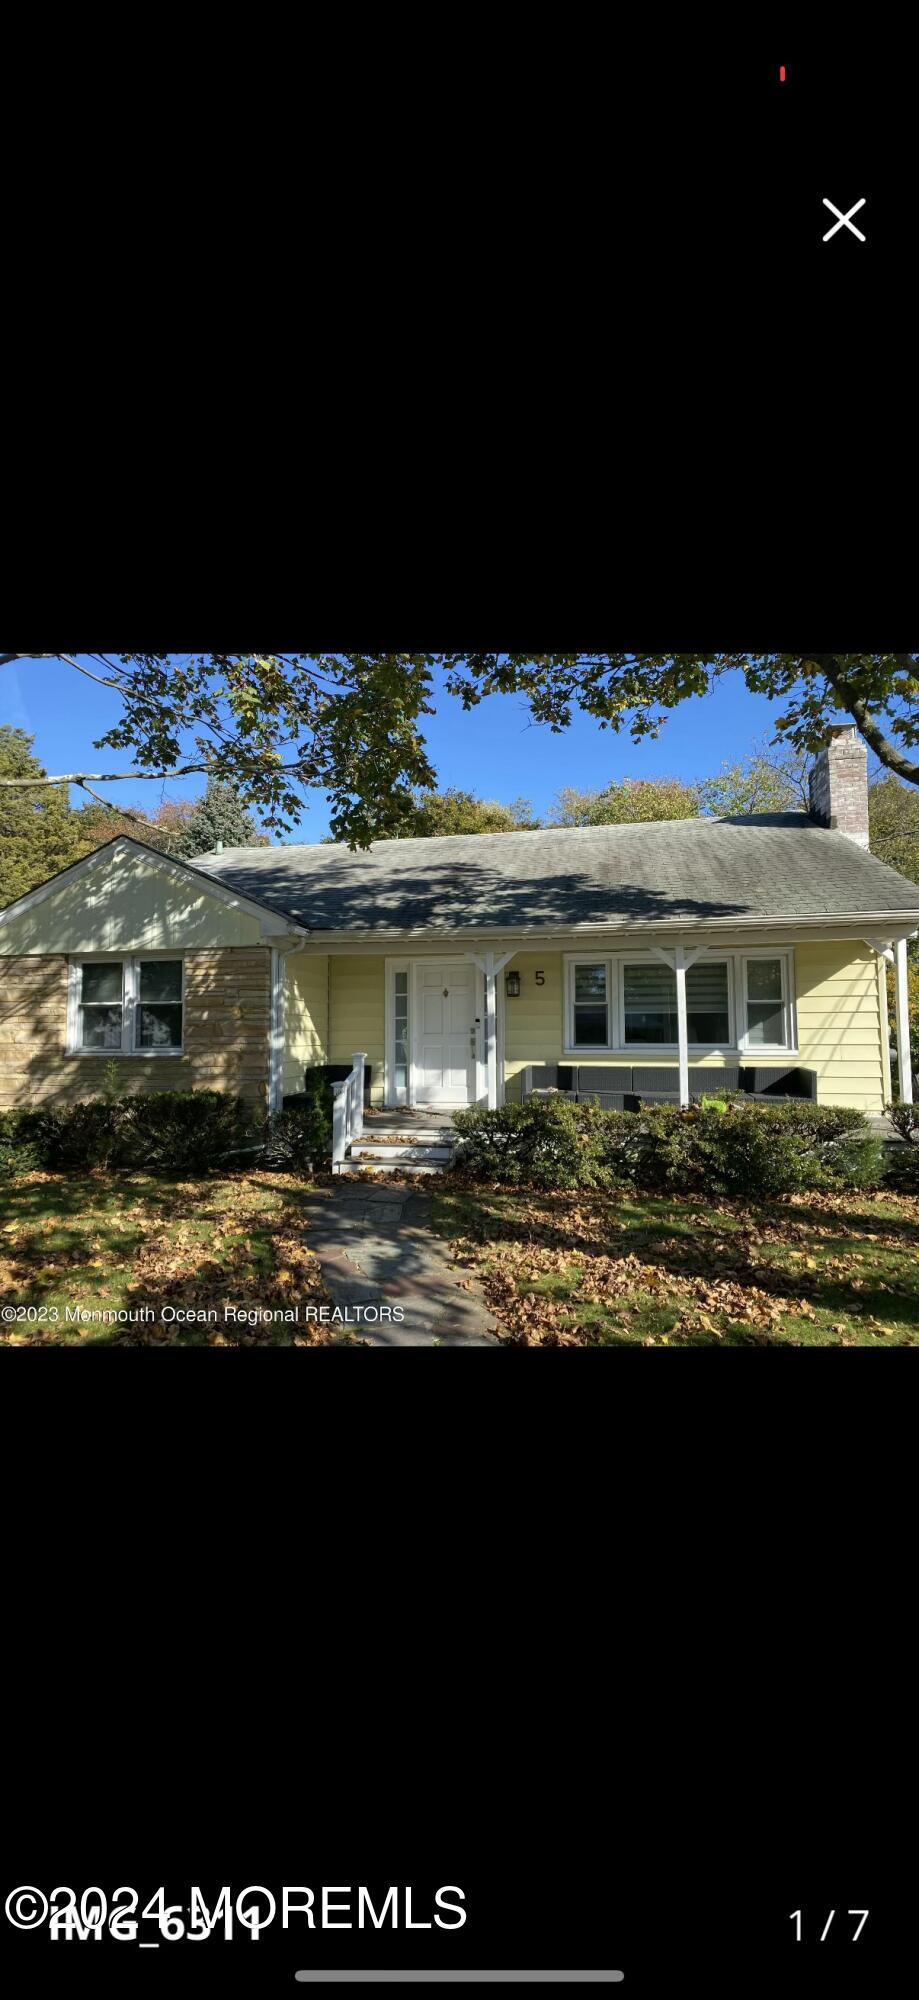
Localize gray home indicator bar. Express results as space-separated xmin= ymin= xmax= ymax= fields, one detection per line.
xmin=295 ymin=1976 xmax=624 ymax=1986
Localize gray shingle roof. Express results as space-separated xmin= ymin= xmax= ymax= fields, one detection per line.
xmin=193 ymin=814 xmax=919 ymax=934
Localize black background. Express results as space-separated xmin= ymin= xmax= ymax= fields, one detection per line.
xmin=2 ymin=19 xmax=915 ymax=1998
xmin=3 ymin=1368 xmax=912 ymax=1999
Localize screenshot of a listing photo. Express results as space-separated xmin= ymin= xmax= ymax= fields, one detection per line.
xmin=1 ymin=650 xmax=917 ymax=1351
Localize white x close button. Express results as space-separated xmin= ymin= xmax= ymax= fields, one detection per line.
xmin=822 ymin=197 xmax=867 ymax=242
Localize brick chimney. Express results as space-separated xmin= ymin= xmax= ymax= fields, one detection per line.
xmin=808 ymin=725 xmax=869 ymax=847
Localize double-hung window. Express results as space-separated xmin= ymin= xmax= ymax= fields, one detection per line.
xmin=571 ymin=962 xmax=610 ymax=1046
xmin=78 ymin=961 xmax=127 ymax=1049
xmin=740 ymin=955 xmax=790 ymax=1049
xmin=70 ymin=958 xmax=184 ymax=1055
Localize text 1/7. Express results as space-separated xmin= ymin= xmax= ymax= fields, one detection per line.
xmin=789 ymin=1911 xmax=869 ymax=1943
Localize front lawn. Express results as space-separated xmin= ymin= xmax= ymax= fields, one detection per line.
xmin=431 ymin=1184 xmax=919 ymax=1346
xmin=0 ymin=1170 xmax=337 ymax=1345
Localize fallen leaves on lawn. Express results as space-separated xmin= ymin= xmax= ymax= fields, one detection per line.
xmin=436 ymin=1186 xmax=919 ymax=1347
xmin=0 ymin=1170 xmax=340 ymax=1346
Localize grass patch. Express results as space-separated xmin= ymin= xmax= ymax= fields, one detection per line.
xmin=0 ymin=1169 xmax=339 ymax=1345
xmin=430 ymin=1184 xmax=919 ymax=1346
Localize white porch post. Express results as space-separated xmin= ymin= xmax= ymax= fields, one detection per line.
xmin=648 ymin=940 xmax=707 ymax=1110
xmin=351 ymin=1050 xmax=366 ymax=1135
xmin=468 ymin=951 xmax=514 ymax=1108
xmin=894 ymin=938 xmax=913 ymax=1105
xmin=485 ymin=965 xmax=498 ymax=1111
xmin=268 ymin=939 xmax=300 ymax=1114
xmin=674 ymin=940 xmax=689 ymax=1109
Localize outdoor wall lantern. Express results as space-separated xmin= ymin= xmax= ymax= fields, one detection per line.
xmin=505 ymin=970 xmax=521 ymax=998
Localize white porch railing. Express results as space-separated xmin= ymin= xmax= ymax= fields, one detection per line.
xmin=332 ymin=1050 xmax=367 ymax=1171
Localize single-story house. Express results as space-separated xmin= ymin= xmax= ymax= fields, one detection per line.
xmin=1 ymin=729 xmax=917 ymax=1154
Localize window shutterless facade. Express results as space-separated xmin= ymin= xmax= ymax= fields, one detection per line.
xmin=67 ymin=957 xmax=185 ymax=1055
xmin=564 ymin=950 xmax=794 ymax=1054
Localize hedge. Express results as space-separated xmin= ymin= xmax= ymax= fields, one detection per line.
xmin=451 ymin=1095 xmax=884 ymax=1196
xmin=0 ymin=1076 xmax=335 ymax=1179
xmin=0 ymin=1091 xmax=254 ymax=1176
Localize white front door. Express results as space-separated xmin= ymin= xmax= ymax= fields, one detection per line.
xmin=414 ymin=960 xmax=477 ymax=1104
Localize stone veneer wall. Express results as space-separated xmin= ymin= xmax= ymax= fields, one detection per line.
xmin=0 ymin=948 xmax=271 ymax=1110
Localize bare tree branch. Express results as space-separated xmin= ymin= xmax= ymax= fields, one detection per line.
xmin=0 ymin=757 xmax=315 ymax=789
xmin=0 ymin=765 xmax=217 ymax=788
xmin=75 ymin=781 xmax=160 ymax=828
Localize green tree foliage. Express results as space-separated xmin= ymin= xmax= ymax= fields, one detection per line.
xmin=390 ymin=786 xmax=539 ymax=838
xmin=697 ymin=740 xmax=812 ymax=816
xmin=867 ymin=774 xmax=919 ymax=879
xmin=0 ymin=727 xmax=87 ymax=906
xmin=548 ymin=776 xmax=699 ymax=826
xmin=445 ymin=654 xmax=919 ymax=789
xmin=174 ymin=778 xmax=270 ymax=858
xmin=3 ymin=652 xmax=918 ymax=847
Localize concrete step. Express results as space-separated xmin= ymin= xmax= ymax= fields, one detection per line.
xmin=333 ymin=1158 xmax=448 ymax=1177
xmin=352 ymin=1143 xmax=454 ymax=1163
xmin=362 ymin=1128 xmax=454 ymax=1143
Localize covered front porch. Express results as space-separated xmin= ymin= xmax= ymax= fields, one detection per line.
xmin=280 ymin=928 xmax=915 ymax=1125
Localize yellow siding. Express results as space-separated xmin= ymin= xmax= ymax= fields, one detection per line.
xmin=0 ymin=847 xmax=265 ymax=953
xmin=329 ymin=955 xmax=386 ymax=1104
xmin=283 ymin=950 xmax=329 ymax=1095
xmin=504 ymin=952 xmax=565 ymax=1097
xmin=794 ymin=940 xmax=885 ymax=1110
xmin=879 ymin=954 xmax=893 ymax=1103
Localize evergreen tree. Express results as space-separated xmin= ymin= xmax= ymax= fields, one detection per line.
xmin=175 ymin=777 xmax=269 ymax=858
xmin=0 ymin=726 xmax=87 ymax=907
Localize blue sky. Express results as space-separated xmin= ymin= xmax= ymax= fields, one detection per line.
xmin=4 ymin=655 xmax=786 ymax=841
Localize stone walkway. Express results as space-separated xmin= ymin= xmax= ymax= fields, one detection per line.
xmin=299 ymin=1182 xmax=501 ymax=1346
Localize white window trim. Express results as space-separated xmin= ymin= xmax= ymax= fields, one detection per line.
xmin=562 ymin=949 xmax=797 ymax=1058
xmin=67 ymin=954 xmax=186 ymax=1057
xmin=737 ymin=948 xmax=796 ymax=1056
xmin=384 ymin=956 xmax=412 ymax=1106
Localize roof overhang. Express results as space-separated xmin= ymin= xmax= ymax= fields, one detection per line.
xmin=0 ymin=837 xmax=309 ymax=941
xmin=301 ymin=912 xmax=919 ymax=949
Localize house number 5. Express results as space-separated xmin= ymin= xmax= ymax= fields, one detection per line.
xmin=535 ymin=970 xmax=545 ymax=985
xmin=789 ymin=1911 xmax=869 ymax=1941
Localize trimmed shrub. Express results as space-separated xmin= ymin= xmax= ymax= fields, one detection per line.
xmin=453 ymin=1096 xmax=606 ymax=1190
xmin=609 ymin=1100 xmax=881 ymax=1198
xmin=453 ymin=1096 xmax=882 ymax=1196
xmin=266 ymin=1070 xmax=333 ymax=1170
xmin=883 ymin=1144 xmax=919 ymax=1192
xmin=887 ymin=1101 xmax=919 ymax=1143
xmin=24 ymin=1099 xmax=122 ymax=1170
xmin=5 ymin=1090 xmax=253 ymax=1175
xmin=115 ymin=1090 xmax=252 ymax=1174
xmin=0 ymin=1108 xmax=42 ymax=1178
